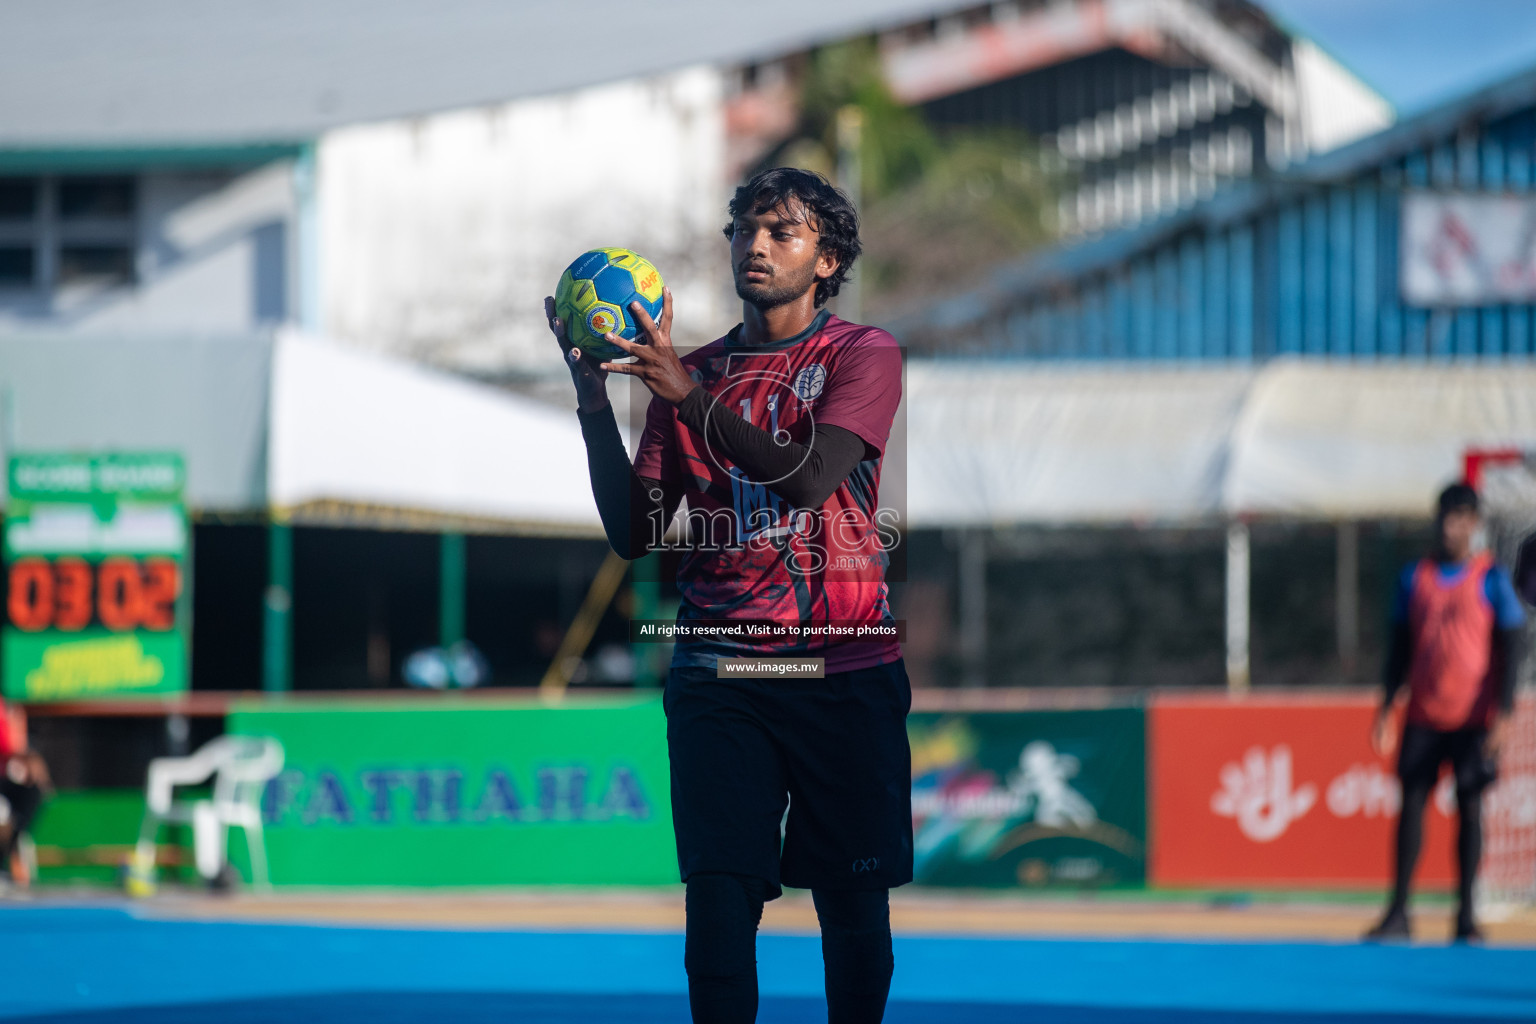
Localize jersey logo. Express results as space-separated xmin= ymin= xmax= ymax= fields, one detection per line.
xmin=792 ymin=363 xmax=827 ymax=401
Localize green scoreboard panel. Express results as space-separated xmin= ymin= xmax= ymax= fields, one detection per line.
xmin=4 ymin=453 xmax=189 ymax=701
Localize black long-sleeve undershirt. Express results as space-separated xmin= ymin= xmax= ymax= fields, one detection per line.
xmin=577 ymin=395 xmax=867 ymax=560
xmin=674 ymin=387 xmax=868 ymax=510
xmin=578 ymin=403 xmax=681 ymax=560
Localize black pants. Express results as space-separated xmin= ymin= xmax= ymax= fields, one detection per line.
xmin=665 ymin=659 xmax=912 ymax=1022
xmin=1388 ymin=724 xmax=1493 ymax=918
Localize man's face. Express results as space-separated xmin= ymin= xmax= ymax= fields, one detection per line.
xmin=1441 ymin=508 xmax=1479 ymax=559
xmin=729 ymin=198 xmax=833 ymax=310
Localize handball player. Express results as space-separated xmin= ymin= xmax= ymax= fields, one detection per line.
xmin=546 ymin=167 xmax=909 ymax=1023
xmin=1367 ymin=483 xmax=1526 ymax=942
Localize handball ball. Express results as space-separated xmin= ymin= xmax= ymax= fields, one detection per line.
xmin=555 ymin=248 xmax=665 ymax=360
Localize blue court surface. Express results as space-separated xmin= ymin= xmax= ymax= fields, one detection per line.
xmin=2 ymin=906 xmax=1533 ymax=1022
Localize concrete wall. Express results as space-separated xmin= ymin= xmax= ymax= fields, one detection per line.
xmin=316 ymin=65 xmax=732 ymax=375
xmin=2 ymin=65 xmax=735 ymax=375
xmin=0 ymin=162 xmax=298 ymax=334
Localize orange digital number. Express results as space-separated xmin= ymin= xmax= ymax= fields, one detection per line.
xmin=7 ymin=558 xmax=53 ymax=631
xmin=140 ymin=558 xmax=180 ymax=631
xmin=54 ymin=557 xmax=93 ymax=631
xmin=97 ymin=556 xmax=145 ymax=631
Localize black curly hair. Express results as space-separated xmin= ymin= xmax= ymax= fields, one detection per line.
xmin=723 ymin=167 xmax=862 ymax=308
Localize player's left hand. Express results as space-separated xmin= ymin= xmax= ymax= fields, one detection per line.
xmin=1486 ymin=714 xmax=1510 ymax=760
xmin=599 ymin=289 xmax=698 ymax=406
xmin=1370 ymin=708 xmax=1397 ymax=758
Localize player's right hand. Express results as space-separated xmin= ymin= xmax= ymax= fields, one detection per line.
xmin=1370 ymin=709 xmax=1397 ymax=759
xmin=546 ymin=296 xmax=609 ymax=413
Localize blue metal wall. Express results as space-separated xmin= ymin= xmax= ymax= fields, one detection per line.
xmin=927 ymin=97 xmax=1536 ymax=361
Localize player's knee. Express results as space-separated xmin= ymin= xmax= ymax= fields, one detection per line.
xmin=685 ymin=872 xmax=766 ymax=979
xmin=814 ymin=888 xmax=894 ymax=1004
xmin=812 ymin=888 xmax=890 ymax=936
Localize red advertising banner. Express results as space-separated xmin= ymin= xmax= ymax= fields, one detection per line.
xmin=1149 ymin=693 xmax=1458 ymax=887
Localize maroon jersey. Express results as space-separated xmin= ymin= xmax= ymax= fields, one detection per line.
xmin=634 ymin=310 xmax=902 ymax=671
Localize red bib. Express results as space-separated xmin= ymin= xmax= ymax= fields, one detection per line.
xmin=1406 ymin=554 xmax=1497 ymax=730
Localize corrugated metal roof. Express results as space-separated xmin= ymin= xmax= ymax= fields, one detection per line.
xmin=0 ymin=0 xmax=954 ymax=147
xmin=890 ymin=61 xmax=1536 ymax=340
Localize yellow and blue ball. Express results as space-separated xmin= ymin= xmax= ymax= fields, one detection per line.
xmin=555 ymin=248 xmax=665 ymax=360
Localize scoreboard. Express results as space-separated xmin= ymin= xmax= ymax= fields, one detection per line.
xmin=3 ymin=453 xmax=189 ymax=701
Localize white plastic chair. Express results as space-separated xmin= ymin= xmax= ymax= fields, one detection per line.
xmin=134 ymin=735 xmax=284 ymax=890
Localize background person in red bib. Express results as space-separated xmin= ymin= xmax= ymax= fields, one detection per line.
xmin=1367 ymin=483 xmax=1526 ymax=942
xmin=547 ymin=167 xmax=908 ymax=1024
xmin=0 ymin=697 xmax=49 ymax=889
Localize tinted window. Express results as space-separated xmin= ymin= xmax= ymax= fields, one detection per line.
xmin=0 ymin=178 xmax=36 ymax=219
xmin=58 ymin=177 xmax=135 ymax=219
xmin=0 ymin=246 xmax=35 ymax=284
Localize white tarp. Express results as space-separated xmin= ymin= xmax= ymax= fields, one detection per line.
xmin=268 ymin=331 xmax=601 ymax=533
xmin=906 ymin=358 xmax=1536 ymax=526
xmin=1225 ymin=361 xmax=1536 ymax=518
xmin=0 ymin=333 xmax=272 ymax=511
xmin=6 ymin=332 xmax=1531 ymax=531
xmin=0 ymin=330 xmax=603 ymax=534
xmin=906 ymin=363 xmax=1251 ymax=525
xmin=1400 ymin=191 xmax=1536 ymax=305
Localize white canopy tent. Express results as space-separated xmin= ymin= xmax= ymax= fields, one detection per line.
xmin=0 ymin=330 xmax=601 ymax=535
xmin=7 ymin=332 xmax=1531 ymax=546
xmin=905 ymin=359 xmax=1536 ymax=526
xmin=268 ymin=333 xmax=600 ymax=534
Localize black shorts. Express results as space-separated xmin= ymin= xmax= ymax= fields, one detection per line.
xmin=1397 ymin=723 xmax=1496 ymax=795
xmin=663 ymin=657 xmax=913 ymax=899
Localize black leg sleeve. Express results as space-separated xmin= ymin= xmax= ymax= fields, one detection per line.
xmin=1390 ymin=777 xmax=1431 ymax=916
xmin=813 ymin=888 xmax=894 ymax=1024
xmin=685 ymin=872 xmax=766 ymax=1024
xmin=1455 ymin=785 xmax=1484 ymax=918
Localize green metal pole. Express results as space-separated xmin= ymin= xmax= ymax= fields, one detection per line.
xmin=262 ymin=518 xmax=293 ymax=693
xmin=439 ymin=531 xmax=466 ymax=647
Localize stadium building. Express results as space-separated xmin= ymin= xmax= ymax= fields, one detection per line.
xmin=895 ymin=63 xmax=1536 ymax=359
xmin=0 ymin=0 xmax=1389 ymax=378
xmin=888 ymin=62 xmax=1536 ymax=695
xmin=725 ymin=0 xmax=1391 ymax=235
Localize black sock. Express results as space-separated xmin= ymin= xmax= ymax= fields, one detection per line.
xmin=813 ymin=888 xmax=893 ymax=1024
xmin=684 ymin=872 xmax=766 ymax=1024
xmin=1388 ymin=779 xmax=1431 ymax=917
xmin=1456 ymin=787 xmax=1483 ymax=922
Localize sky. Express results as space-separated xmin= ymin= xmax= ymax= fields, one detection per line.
xmin=1265 ymin=0 xmax=1536 ymax=114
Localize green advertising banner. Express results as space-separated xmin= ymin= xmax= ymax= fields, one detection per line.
xmin=909 ymin=707 xmax=1146 ymax=888
xmin=227 ymin=696 xmax=678 ymax=886
xmin=3 ymin=452 xmax=189 ymax=701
